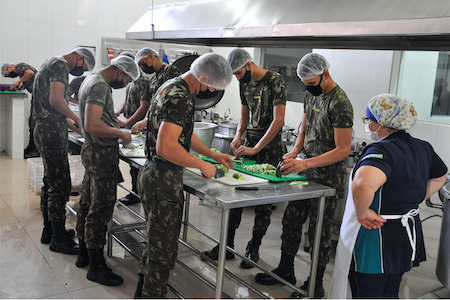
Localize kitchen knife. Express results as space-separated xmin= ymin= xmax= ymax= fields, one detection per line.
xmin=235 ymin=185 xmax=282 ymax=191
xmin=214 ymin=167 xmax=225 ymax=178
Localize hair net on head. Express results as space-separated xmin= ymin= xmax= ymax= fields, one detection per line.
xmin=110 ymin=56 xmax=140 ymax=81
xmin=226 ymin=48 xmax=252 ymax=72
xmin=118 ymin=51 xmax=135 ymax=60
xmin=366 ymin=93 xmax=418 ymax=130
xmin=190 ymin=53 xmax=233 ymax=90
xmin=135 ymin=48 xmax=159 ymax=64
xmin=297 ymin=53 xmax=330 ymax=80
xmin=71 ymin=47 xmax=96 ymax=71
xmin=1 ymin=63 xmax=11 ymax=77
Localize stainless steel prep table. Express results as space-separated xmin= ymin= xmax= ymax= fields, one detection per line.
xmin=68 ymin=132 xmax=336 ymax=298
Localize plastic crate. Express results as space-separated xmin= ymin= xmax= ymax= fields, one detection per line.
xmin=27 ymin=155 xmax=85 ymax=195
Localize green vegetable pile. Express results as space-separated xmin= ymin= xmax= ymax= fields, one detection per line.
xmin=216 ymin=164 xmax=229 ymax=174
xmin=241 ymin=163 xmax=277 ymax=175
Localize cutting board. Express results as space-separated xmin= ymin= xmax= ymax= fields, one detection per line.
xmin=120 ymin=147 xmax=146 ymax=158
xmin=186 ymin=167 xmax=268 ymax=186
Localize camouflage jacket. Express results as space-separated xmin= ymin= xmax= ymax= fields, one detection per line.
xmin=15 ymin=63 xmax=37 ymax=93
xmin=303 ymin=84 xmax=353 ymax=166
xmin=240 ymin=70 xmax=287 ymax=133
xmin=149 ymin=64 xmax=182 ymax=102
xmin=145 ymin=77 xmax=194 ymax=165
xmin=69 ymin=76 xmax=87 ymax=101
xmin=32 ymin=57 xmax=70 ymax=120
xmin=78 ymin=72 xmax=119 ymax=147
xmin=123 ymin=73 xmax=152 ymax=118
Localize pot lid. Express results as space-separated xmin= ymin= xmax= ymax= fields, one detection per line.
xmin=172 ymin=54 xmax=224 ymax=111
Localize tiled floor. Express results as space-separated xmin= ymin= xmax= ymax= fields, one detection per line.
xmin=0 ymin=151 xmax=449 ymax=299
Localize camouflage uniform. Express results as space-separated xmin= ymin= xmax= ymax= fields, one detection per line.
xmin=68 ymin=75 xmax=86 ymax=101
xmin=32 ymin=57 xmax=72 ymax=223
xmin=75 ymin=72 xmax=120 ymax=249
xmin=137 ymin=77 xmax=194 ymax=298
xmin=122 ymin=74 xmax=151 ymax=120
xmin=148 ymin=64 xmax=181 ymax=101
xmin=228 ymin=70 xmax=287 ymax=245
xmin=281 ymin=84 xmax=353 ymax=267
xmin=15 ymin=62 xmax=37 ymax=93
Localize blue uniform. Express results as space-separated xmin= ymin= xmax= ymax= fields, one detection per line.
xmin=352 ymin=130 xmax=447 ymax=274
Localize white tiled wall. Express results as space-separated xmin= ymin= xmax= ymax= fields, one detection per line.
xmin=1 ymin=0 xmax=449 ymax=167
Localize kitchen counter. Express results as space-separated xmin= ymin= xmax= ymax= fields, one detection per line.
xmin=0 ymin=91 xmax=29 ymax=159
xmin=67 ymin=131 xmax=336 ymax=298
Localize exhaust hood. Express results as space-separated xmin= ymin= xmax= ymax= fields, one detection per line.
xmin=126 ymin=0 xmax=450 ymax=50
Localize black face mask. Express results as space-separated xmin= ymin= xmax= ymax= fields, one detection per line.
xmin=111 ymin=79 xmax=125 ymax=89
xmin=305 ymin=74 xmax=323 ymax=96
xmin=70 ymin=66 xmax=84 ymax=76
xmin=239 ymin=69 xmax=252 ymax=83
xmin=8 ymin=71 xmax=19 ymax=78
xmin=141 ymin=64 xmax=155 ymax=74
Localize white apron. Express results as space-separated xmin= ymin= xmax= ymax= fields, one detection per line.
xmin=328 ymin=172 xmax=359 ymax=299
xmin=329 ymin=172 xmax=419 ymax=299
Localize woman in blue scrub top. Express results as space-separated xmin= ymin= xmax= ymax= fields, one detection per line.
xmin=330 ymin=93 xmax=448 ymax=299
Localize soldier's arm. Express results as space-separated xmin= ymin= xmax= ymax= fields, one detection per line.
xmin=49 ymin=81 xmax=81 ymax=127
xmin=121 ymin=100 xmax=149 ymax=128
xmin=251 ymin=103 xmax=285 ymax=152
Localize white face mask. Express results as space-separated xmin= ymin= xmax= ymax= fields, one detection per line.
xmin=365 ymin=123 xmax=381 ymax=141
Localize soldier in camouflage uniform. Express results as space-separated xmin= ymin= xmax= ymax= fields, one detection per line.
xmin=255 ymin=53 xmax=353 ymax=299
xmin=74 ymin=55 xmax=139 ymax=286
xmin=134 ymin=53 xmax=233 ymax=298
xmin=203 ymin=48 xmax=286 ymax=270
xmin=131 ymin=47 xmax=182 ymax=133
xmin=1 ymin=62 xmax=39 ymax=158
xmin=32 ymin=47 xmax=95 ymax=255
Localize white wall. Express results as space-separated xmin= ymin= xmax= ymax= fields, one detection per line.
xmin=1 ymin=0 xmax=449 ymax=168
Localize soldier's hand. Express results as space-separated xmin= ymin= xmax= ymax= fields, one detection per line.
xmin=10 ymin=81 xmax=20 ymax=91
xmin=230 ymin=137 xmax=241 ymax=153
xmin=283 ymin=149 xmax=299 ymax=160
xmin=234 ymin=145 xmax=257 ymax=159
xmin=121 ymin=131 xmax=132 ymax=146
xmin=199 ymin=162 xmax=216 ymax=179
xmin=132 ymin=120 xmax=146 ymax=133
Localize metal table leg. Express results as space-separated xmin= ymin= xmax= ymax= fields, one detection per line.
xmin=309 ymin=196 xmax=326 ymax=298
xmin=215 ymin=208 xmax=230 ymax=299
xmin=182 ymin=192 xmax=191 ymax=241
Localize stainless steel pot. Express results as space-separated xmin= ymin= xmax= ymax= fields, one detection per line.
xmin=211 ymin=133 xmax=234 ymax=154
xmin=193 ymin=122 xmax=217 ymax=148
xmin=217 ymin=120 xmax=238 ymax=136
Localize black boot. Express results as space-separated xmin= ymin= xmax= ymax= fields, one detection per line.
xmin=255 ymin=252 xmax=296 ymax=285
xmin=41 ymin=214 xmax=76 ymax=244
xmin=87 ymin=248 xmax=123 ymax=286
xmin=49 ymin=222 xmax=79 ymax=254
xmin=118 ymin=193 xmax=140 ymax=205
xmin=290 ymin=265 xmax=326 ymax=299
xmin=134 ymin=274 xmax=144 ymax=298
xmin=240 ymin=234 xmax=263 ymax=269
xmin=203 ymin=244 xmax=235 ymax=260
xmin=76 ymin=239 xmax=89 ymax=268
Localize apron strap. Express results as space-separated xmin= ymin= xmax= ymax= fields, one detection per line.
xmin=380 ymin=209 xmax=419 ymax=261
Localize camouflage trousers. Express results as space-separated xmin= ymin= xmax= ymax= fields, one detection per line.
xmin=34 ymin=119 xmax=71 ymax=223
xmin=76 ymin=142 xmax=119 ymax=249
xmin=137 ymin=162 xmax=184 ymax=298
xmin=281 ymin=165 xmax=346 ymax=266
xmin=228 ymin=132 xmax=284 ymax=242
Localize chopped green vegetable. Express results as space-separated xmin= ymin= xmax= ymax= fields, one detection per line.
xmin=216 ymin=164 xmax=229 ymax=174
xmin=233 ymin=173 xmax=244 ymax=179
xmin=290 ymin=181 xmax=308 ymax=185
xmin=242 ymin=163 xmax=277 ymax=175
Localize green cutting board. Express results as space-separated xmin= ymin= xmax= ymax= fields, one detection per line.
xmin=198 ymin=155 xmax=306 ymax=183
xmin=234 ymin=163 xmax=307 ymax=183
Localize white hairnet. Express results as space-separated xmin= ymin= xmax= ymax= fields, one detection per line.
xmin=71 ymin=47 xmax=96 ymax=71
xmin=118 ymin=51 xmax=135 ymax=60
xmin=297 ymin=53 xmax=330 ymax=80
xmin=367 ymin=93 xmax=418 ymax=130
xmin=110 ymin=56 xmax=140 ymax=81
xmin=1 ymin=63 xmax=11 ymax=76
xmin=227 ymin=48 xmax=252 ymax=72
xmin=190 ymin=53 xmax=233 ymax=90
xmin=135 ymin=48 xmax=159 ymax=64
